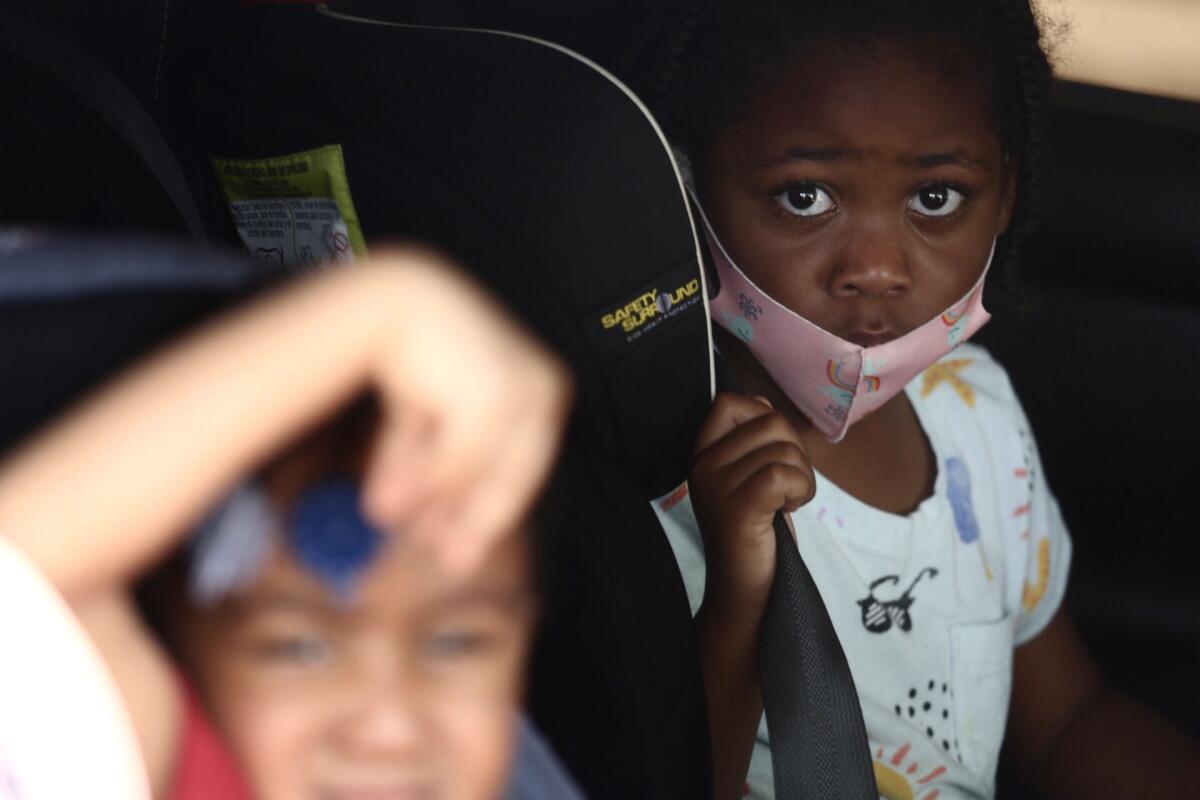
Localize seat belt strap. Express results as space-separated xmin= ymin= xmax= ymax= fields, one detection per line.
xmin=714 ymin=354 xmax=878 ymax=799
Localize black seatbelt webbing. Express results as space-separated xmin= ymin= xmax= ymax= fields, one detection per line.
xmin=713 ymin=354 xmax=878 ymax=799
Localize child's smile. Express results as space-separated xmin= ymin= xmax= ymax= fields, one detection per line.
xmin=701 ymin=36 xmax=1018 ymax=341
xmin=181 ymin=530 xmax=534 ymax=800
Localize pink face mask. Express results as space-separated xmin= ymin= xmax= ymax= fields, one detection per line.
xmin=698 ymin=204 xmax=994 ymax=443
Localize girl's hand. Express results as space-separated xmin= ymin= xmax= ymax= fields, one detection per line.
xmin=357 ymin=251 xmax=572 ymax=574
xmin=689 ymin=392 xmax=815 ymax=626
xmin=689 ymin=393 xmax=815 ymax=800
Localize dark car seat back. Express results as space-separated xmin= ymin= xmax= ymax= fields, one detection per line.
xmin=0 ymin=9 xmax=206 ymax=238
xmin=185 ymin=3 xmax=714 ymax=500
xmin=178 ymin=6 xmax=716 ymax=796
xmin=0 ymin=235 xmax=259 ymax=454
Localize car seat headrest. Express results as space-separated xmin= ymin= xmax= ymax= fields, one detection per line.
xmin=0 ymin=9 xmax=205 ymax=238
xmin=187 ymin=4 xmax=714 ymax=498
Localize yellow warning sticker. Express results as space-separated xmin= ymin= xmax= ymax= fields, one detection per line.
xmin=211 ymin=144 xmax=367 ymax=269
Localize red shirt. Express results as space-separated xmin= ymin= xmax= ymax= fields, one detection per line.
xmin=169 ymin=680 xmax=254 ymax=800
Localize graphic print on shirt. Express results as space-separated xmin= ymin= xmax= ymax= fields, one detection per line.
xmin=919 ymin=359 xmax=976 ymax=407
xmin=1011 ymin=425 xmax=1036 ymax=536
xmin=946 ymin=456 xmax=993 ymax=581
xmin=891 ymin=680 xmax=962 ymax=765
xmin=1022 ymin=538 xmax=1052 ymax=612
xmin=872 ymin=741 xmax=949 ymax=800
xmin=857 ymin=568 xmax=938 ymax=634
xmin=658 ymin=483 xmax=690 ymax=513
xmin=1012 ymin=427 xmax=1052 ymax=612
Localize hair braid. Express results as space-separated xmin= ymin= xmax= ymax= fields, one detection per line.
xmin=654 ymin=0 xmax=711 ymax=135
xmin=992 ymin=0 xmax=1055 ymax=294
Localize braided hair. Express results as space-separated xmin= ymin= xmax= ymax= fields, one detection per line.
xmin=647 ymin=0 xmax=1059 ymax=290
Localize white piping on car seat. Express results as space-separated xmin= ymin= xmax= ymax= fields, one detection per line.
xmin=315 ymin=4 xmax=717 ymax=400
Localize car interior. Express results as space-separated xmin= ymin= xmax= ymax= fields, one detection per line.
xmin=1 ymin=2 xmax=1197 ymax=798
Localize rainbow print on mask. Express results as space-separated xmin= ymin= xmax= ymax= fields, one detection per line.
xmin=941 ymin=306 xmax=971 ymax=346
xmin=826 ymin=358 xmax=857 ymax=391
xmin=940 ymin=307 xmax=965 ymax=326
xmin=863 ymin=355 xmax=886 ymax=384
xmin=820 ymin=357 xmax=857 ymax=421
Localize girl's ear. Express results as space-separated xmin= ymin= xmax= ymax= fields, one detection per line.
xmin=997 ymin=156 xmax=1021 ymax=236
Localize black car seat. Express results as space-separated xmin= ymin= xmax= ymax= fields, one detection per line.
xmin=0 ymin=4 xmax=717 ymax=792
xmin=0 ymin=235 xmax=260 ymax=454
xmin=171 ymin=4 xmax=879 ymax=797
xmin=0 ymin=8 xmax=206 ymax=239
xmin=177 ymin=6 xmax=715 ymax=797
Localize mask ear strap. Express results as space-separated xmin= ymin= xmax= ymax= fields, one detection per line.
xmin=684 ymin=194 xmax=721 ymax=300
xmin=682 ymin=180 xmax=741 ymax=303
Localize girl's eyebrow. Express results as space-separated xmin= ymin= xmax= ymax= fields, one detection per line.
xmin=228 ymin=590 xmax=340 ymax=619
xmin=425 ymin=584 xmax=531 ymax=614
xmin=755 ymin=147 xmax=988 ymax=171
xmin=755 ymin=146 xmax=852 ymax=167
xmin=905 ymin=149 xmax=989 ymax=171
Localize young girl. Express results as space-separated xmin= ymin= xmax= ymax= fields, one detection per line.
xmin=0 ymin=249 xmax=573 ymax=800
xmin=646 ymin=2 xmax=1200 ymax=798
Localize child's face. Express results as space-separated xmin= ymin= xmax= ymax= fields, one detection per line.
xmin=180 ymin=530 xmax=534 ymax=800
xmin=703 ymin=37 xmax=1018 ymax=345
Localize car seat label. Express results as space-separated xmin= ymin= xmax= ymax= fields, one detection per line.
xmin=581 ymin=260 xmax=704 ymax=361
xmin=211 ymin=144 xmax=367 ymax=270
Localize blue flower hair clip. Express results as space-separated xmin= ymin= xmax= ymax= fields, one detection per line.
xmin=286 ymin=478 xmax=383 ymax=599
xmin=189 ymin=478 xmax=384 ymax=605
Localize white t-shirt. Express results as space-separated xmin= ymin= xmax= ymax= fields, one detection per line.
xmin=0 ymin=538 xmax=151 ymax=800
xmin=654 ymin=344 xmax=1072 ymax=800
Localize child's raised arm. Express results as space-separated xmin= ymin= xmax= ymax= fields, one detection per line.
xmin=0 ymin=248 xmax=570 ymax=794
xmin=0 ymin=249 xmax=568 ymax=595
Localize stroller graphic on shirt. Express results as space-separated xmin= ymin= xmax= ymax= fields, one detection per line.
xmin=857 ymin=568 xmax=938 ymax=634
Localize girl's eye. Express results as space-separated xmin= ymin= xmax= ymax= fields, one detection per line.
xmin=774 ymin=183 xmax=835 ymax=218
xmin=253 ymin=635 xmax=332 ymax=666
xmin=908 ymin=185 xmax=967 ymax=217
xmin=424 ymin=629 xmax=497 ymax=661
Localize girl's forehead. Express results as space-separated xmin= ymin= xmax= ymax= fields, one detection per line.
xmin=230 ymin=531 xmax=532 ymax=621
xmin=719 ymin=39 xmax=1000 ymax=166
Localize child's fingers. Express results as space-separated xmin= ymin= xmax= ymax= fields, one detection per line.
xmin=713 ymin=440 xmax=815 ymax=510
xmin=413 ymin=399 xmax=564 ymax=573
xmin=692 ymin=410 xmax=806 ymax=479
xmin=692 ymin=392 xmax=775 ymax=454
xmin=729 ymin=460 xmax=816 ymax=519
xmin=376 ymin=361 xmax=567 ymax=570
xmin=361 ymin=407 xmax=439 ymax=526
